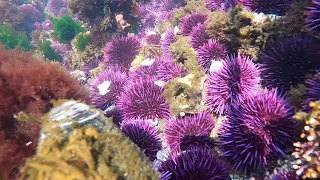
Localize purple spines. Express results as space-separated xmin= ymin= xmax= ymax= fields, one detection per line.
xmin=205 ymin=0 xmax=238 ymax=11
xmin=217 ymin=88 xmax=295 ymax=174
xmin=205 ymin=54 xmax=260 ymax=115
xmin=180 ymin=12 xmax=208 ymax=36
xmin=90 ymin=66 xmax=128 ymax=110
xmin=180 ymin=135 xmax=215 ymax=151
xmin=197 ymin=39 xmax=227 ymax=73
xmin=157 ymin=57 xmax=187 ymax=82
xmin=159 ymin=148 xmax=229 ymax=180
xmin=190 ymin=23 xmax=209 ymax=50
xmin=104 ymin=36 xmax=141 ymax=69
xmin=305 ymin=0 xmax=320 ymax=33
xmin=303 ymin=72 xmax=320 ymax=111
xmin=82 ymin=59 xmax=102 ymax=77
xmin=121 ymin=120 xmax=162 ymax=161
xmin=45 ymin=0 xmax=68 ymax=17
xmin=119 ymin=77 xmax=171 ymax=120
xmin=239 ymin=0 xmax=293 ymax=15
xmin=19 ymin=4 xmax=42 ymax=22
xmin=161 ymin=28 xmax=176 ymax=58
xmin=260 ymin=35 xmax=320 ymax=93
xmin=164 ymin=112 xmax=215 ymax=153
xmin=146 ymin=33 xmax=161 ymax=45
xmin=129 ymin=59 xmax=160 ymax=80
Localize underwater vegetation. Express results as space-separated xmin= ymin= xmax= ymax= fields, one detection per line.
xmin=37 ymin=39 xmax=63 ymax=61
xmin=50 ymin=15 xmax=83 ymax=43
xmin=0 ymin=25 xmax=31 ymax=51
xmin=76 ymin=33 xmax=91 ymax=51
xmin=21 ymin=125 xmax=160 ymax=179
xmin=0 ymin=46 xmax=88 ymax=179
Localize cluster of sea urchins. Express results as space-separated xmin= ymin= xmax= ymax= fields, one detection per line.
xmin=72 ymin=0 xmax=320 ymax=179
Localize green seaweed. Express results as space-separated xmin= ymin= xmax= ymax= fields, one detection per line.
xmin=50 ymin=15 xmax=83 ymax=43
xmin=0 ymin=25 xmax=32 ymax=51
xmin=38 ymin=39 xmax=63 ymax=61
xmin=76 ymin=34 xmax=91 ymax=51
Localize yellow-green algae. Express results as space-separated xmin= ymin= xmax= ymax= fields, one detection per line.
xmin=20 ymin=100 xmax=160 ymax=180
xmin=169 ymin=35 xmax=204 ymax=74
xmin=163 ymin=73 xmax=206 ymax=116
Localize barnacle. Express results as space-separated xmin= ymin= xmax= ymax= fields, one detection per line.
xmin=292 ymin=101 xmax=320 ymax=179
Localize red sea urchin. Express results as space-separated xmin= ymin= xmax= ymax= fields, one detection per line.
xmin=121 ymin=120 xmax=162 ymax=161
xmin=119 ymin=77 xmax=171 ymax=120
xmin=164 ymin=112 xmax=215 ymax=153
xmin=217 ymin=88 xmax=295 ymax=174
xmin=205 ymin=54 xmax=260 ymax=115
xmin=90 ymin=65 xmax=128 ymax=110
xmin=196 ymin=39 xmax=227 ymax=73
xmin=239 ymin=0 xmax=293 ymax=15
xmin=180 ymin=12 xmax=208 ymax=36
xmin=305 ymin=0 xmax=320 ymax=33
xmin=159 ymin=148 xmax=229 ymax=180
xmin=260 ymin=35 xmax=320 ymax=93
xmin=104 ymin=36 xmax=141 ymax=69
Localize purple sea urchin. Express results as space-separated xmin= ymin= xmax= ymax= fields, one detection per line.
xmin=180 ymin=135 xmax=215 ymax=151
xmin=90 ymin=66 xmax=128 ymax=110
xmin=145 ymin=33 xmax=162 ymax=45
xmin=205 ymin=54 xmax=260 ymax=115
xmin=164 ymin=112 xmax=215 ymax=153
xmin=205 ymin=0 xmax=238 ymax=11
xmin=190 ymin=23 xmax=209 ymax=50
xmin=180 ymin=12 xmax=208 ymax=36
xmin=196 ymin=39 xmax=227 ymax=73
xmin=260 ymin=35 xmax=320 ymax=92
xmin=161 ymin=28 xmax=176 ymax=58
xmin=159 ymin=148 xmax=229 ymax=180
xmin=121 ymin=121 xmax=162 ymax=161
xmin=305 ymin=0 xmax=320 ymax=33
xmin=119 ymin=77 xmax=171 ymax=120
xmin=303 ymin=71 xmax=320 ymax=112
xmin=129 ymin=59 xmax=159 ymax=80
xmin=157 ymin=57 xmax=187 ymax=81
xmin=239 ymin=0 xmax=293 ymax=15
xmin=104 ymin=36 xmax=141 ymax=69
xmin=217 ymin=88 xmax=295 ymax=174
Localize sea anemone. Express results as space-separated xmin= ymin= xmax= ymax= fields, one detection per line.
xmin=305 ymin=0 xmax=320 ymax=33
xmin=190 ymin=23 xmax=209 ymax=50
xmin=180 ymin=12 xmax=208 ymax=36
xmin=121 ymin=120 xmax=162 ymax=161
xmin=90 ymin=66 xmax=128 ymax=110
xmin=104 ymin=36 xmax=141 ymax=69
xmin=217 ymin=88 xmax=295 ymax=174
xmin=260 ymin=35 xmax=320 ymax=92
xmin=196 ymin=39 xmax=227 ymax=73
xmin=164 ymin=112 xmax=215 ymax=153
xmin=157 ymin=57 xmax=187 ymax=82
xmin=161 ymin=28 xmax=176 ymax=58
xmin=303 ymin=71 xmax=320 ymax=112
xmin=239 ymin=0 xmax=293 ymax=15
xmin=119 ymin=77 xmax=171 ymax=120
xmin=159 ymin=148 xmax=229 ymax=180
xmin=205 ymin=54 xmax=260 ymax=115
xmin=180 ymin=135 xmax=215 ymax=151
xmin=205 ymin=0 xmax=238 ymax=11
